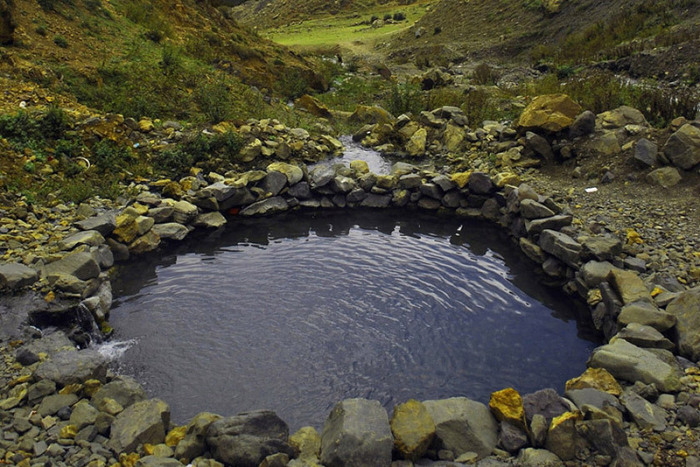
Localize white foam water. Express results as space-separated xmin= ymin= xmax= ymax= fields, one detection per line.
xmin=94 ymin=339 xmax=137 ymax=361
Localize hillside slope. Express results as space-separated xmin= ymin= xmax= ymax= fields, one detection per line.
xmin=231 ymin=0 xmax=423 ymax=29
xmin=0 ymin=0 xmax=326 ymax=118
xmin=387 ymin=0 xmax=700 ymax=73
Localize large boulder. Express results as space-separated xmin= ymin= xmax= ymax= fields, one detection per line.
xmin=390 ymin=399 xmax=435 ymax=461
xmin=663 ymin=123 xmax=700 ymax=170
xmin=91 ymin=376 xmax=147 ymax=412
xmin=320 ymin=398 xmax=393 ymax=467
xmin=0 ymin=262 xmax=39 ymax=290
xmin=44 ymin=251 xmax=101 ymax=281
xmin=34 ymin=349 xmax=108 ymax=386
xmin=206 ymin=410 xmax=293 ymax=467
xmin=295 ymin=94 xmax=332 ymax=119
xmin=423 ymin=397 xmax=498 ymax=460
xmin=539 ymin=229 xmax=582 ymax=267
xmin=108 ymin=399 xmax=171 ymax=453
xmin=174 ymin=412 xmax=222 ymax=461
xmin=588 ymin=338 xmax=681 ymax=392
xmin=517 ymin=94 xmax=582 ymax=133
xmin=597 ymin=106 xmax=648 ymax=129
xmin=349 ymin=105 xmax=394 ymax=125
xmin=666 ymin=286 xmax=700 ymax=361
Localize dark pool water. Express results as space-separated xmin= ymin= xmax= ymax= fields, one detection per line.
xmin=109 ymin=210 xmax=598 ymax=429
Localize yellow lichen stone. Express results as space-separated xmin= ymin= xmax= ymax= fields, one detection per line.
xmin=489 ymin=388 xmax=526 ymax=429
xmin=143 ymin=444 xmax=155 ymax=455
xmin=83 ymin=379 xmax=102 ymax=396
xmin=651 ymin=287 xmax=664 ymax=297
xmin=130 ymin=202 xmax=149 ymax=216
xmin=138 ymin=118 xmax=154 ymax=133
xmin=59 ymin=383 xmax=83 ymax=395
xmin=101 ymin=397 xmax=124 ymax=416
xmin=165 ymin=426 xmax=187 ymax=447
xmin=350 ymin=160 xmax=370 ymax=175
xmin=390 ymin=399 xmax=435 ymax=461
xmin=44 ymin=291 xmax=55 ymax=302
xmin=550 ymin=411 xmax=581 ymax=429
xmin=118 ymin=452 xmax=140 ymax=467
xmin=289 ymin=426 xmax=321 ymax=460
xmin=451 ymin=171 xmax=472 ymax=189
xmin=517 ymin=94 xmax=582 ymax=133
xmin=60 ymin=424 xmax=78 ymax=439
xmin=493 ymin=172 xmax=521 ymax=188
xmin=626 ymin=229 xmax=643 ymax=245
xmin=376 ymin=175 xmax=397 ymax=189
xmin=565 ymin=368 xmax=622 ymax=396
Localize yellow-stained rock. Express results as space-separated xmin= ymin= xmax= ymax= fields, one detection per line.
xmin=493 ymin=172 xmax=521 ymax=188
xmin=100 ymin=397 xmax=124 ymax=416
xmin=376 ymin=174 xmax=397 ymax=189
xmin=138 ymin=118 xmax=154 ymax=133
xmin=565 ymin=368 xmax=622 ymax=396
xmin=162 ymin=181 xmax=184 ymax=199
xmin=165 ymin=425 xmax=187 ymax=447
xmin=349 ymin=105 xmax=394 ymax=125
xmin=59 ymin=383 xmax=84 ymax=395
xmin=451 ymin=171 xmax=472 ymax=188
xmin=130 ymin=202 xmax=149 ymax=216
xmin=517 ymin=94 xmax=582 ymax=133
xmin=406 ymin=128 xmax=427 ymax=156
xmin=60 ymin=424 xmax=78 ymax=439
xmin=390 ymin=399 xmax=435 ymax=461
xmin=289 ymin=426 xmax=321 ymax=460
xmin=350 ymin=160 xmax=370 ymax=175
xmin=113 ymin=209 xmax=141 ymax=243
xmin=118 ymin=452 xmax=140 ymax=467
xmin=212 ymin=122 xmax=235 ymax=133
xmin=545 ymin=411 xmax=582 ymax=461
xmin=129 ymin=230 xmax=161 ymax=255
xmin=267 ymin=162 xmax=304 ymax=185
xmin=489 ymin=388 xmax=526 ymax=429
xmin=295 ymin=94 xmax=332 ymax=119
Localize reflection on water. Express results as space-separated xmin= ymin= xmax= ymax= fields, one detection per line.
xmin=110 ymin=210 xmax=598 ymax=429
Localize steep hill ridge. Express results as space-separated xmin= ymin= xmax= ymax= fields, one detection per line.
xmin=387 ymin=0 xmax=700 ymax=70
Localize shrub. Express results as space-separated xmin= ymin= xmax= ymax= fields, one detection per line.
xmin=35 ymin=24 xmax=48 ymax=36
xmin=41 ymin=105 xmax=69 ymax=139
xmin=276 ymin=68 xmax=309 ymax=101
xmin=385 ymin=81 xmax=423 ymax=116
xmin=473 ymin=63 xmax=498 ymax=85
xmin=91 ymin=139 xmax=134 ymax=172
xmin=393 ymin=12 xmax=406 ymax=21
xmin=53 ymin=35 xmax=68 ymax=48
xmin=196 ymin=81 xmax=235 ymax=123
xmin=160 ymin=44 xmax=182 ymax=75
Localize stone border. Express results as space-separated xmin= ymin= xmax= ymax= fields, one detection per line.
xmin=1 ymin=159 xmax=699 ymax=466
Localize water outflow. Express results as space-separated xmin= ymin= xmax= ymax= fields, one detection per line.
xmin=311 ymin=135 xmax=395 ymax=174
xmin=110 ymin=210 xmax=598 ymax=429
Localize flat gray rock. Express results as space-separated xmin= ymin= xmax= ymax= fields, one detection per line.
xmin=621 ymin=391 xmax=667 ymax=431
xmin=75 ymin=212 xmax=117 ymax=236
xmin=34 ymin=349 xmax=108 ymax=386
xmin=108 ymin=398 xmax=170 ymax=454
xmin=666 ymin=286 xmax=700 ymax=361
xmin=44 ymin=251 xmax=101 ymax=281
xmin=617 ymin=300 xmax=676 ymax=332
xmin=423 ymin=397 xmax=498 ymax=460
xmin=60 ymin=230 xmax=105 ymax=250
xmin=539 ymin=229 xmax=581 ymax=267
xmin=320 ymin=398 xmax=392 ymax=467
xmin=240 ymin=197 xmax=289 ymax=216
xmin=207 ymin=410 xmax=293 ymax=467
xmin=152 ymin=223 xmax=190 ymax=241
xmin=588 ymin=338 xmax=681 ymax=392
xmin=0 ymin=262 xmax=39 ymax=290
xmin=194 ymin=212 xmax=227 ymax=229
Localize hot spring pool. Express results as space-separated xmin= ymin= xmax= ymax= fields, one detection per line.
xmin=109 ymin=210 xmax=598 ymax=429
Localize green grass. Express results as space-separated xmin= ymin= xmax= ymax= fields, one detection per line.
xmin=263 ymin=0 xmax=435 ymax=50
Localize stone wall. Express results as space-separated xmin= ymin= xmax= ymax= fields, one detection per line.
xmin=1 ymin=160 xmax=700 ymax=466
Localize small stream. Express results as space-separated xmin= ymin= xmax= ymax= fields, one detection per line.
xmin=110 ymin=210 xmax=599 ymax=430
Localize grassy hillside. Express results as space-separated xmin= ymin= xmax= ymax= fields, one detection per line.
xmin=387 ymin=0 xmax=700 ymax=71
